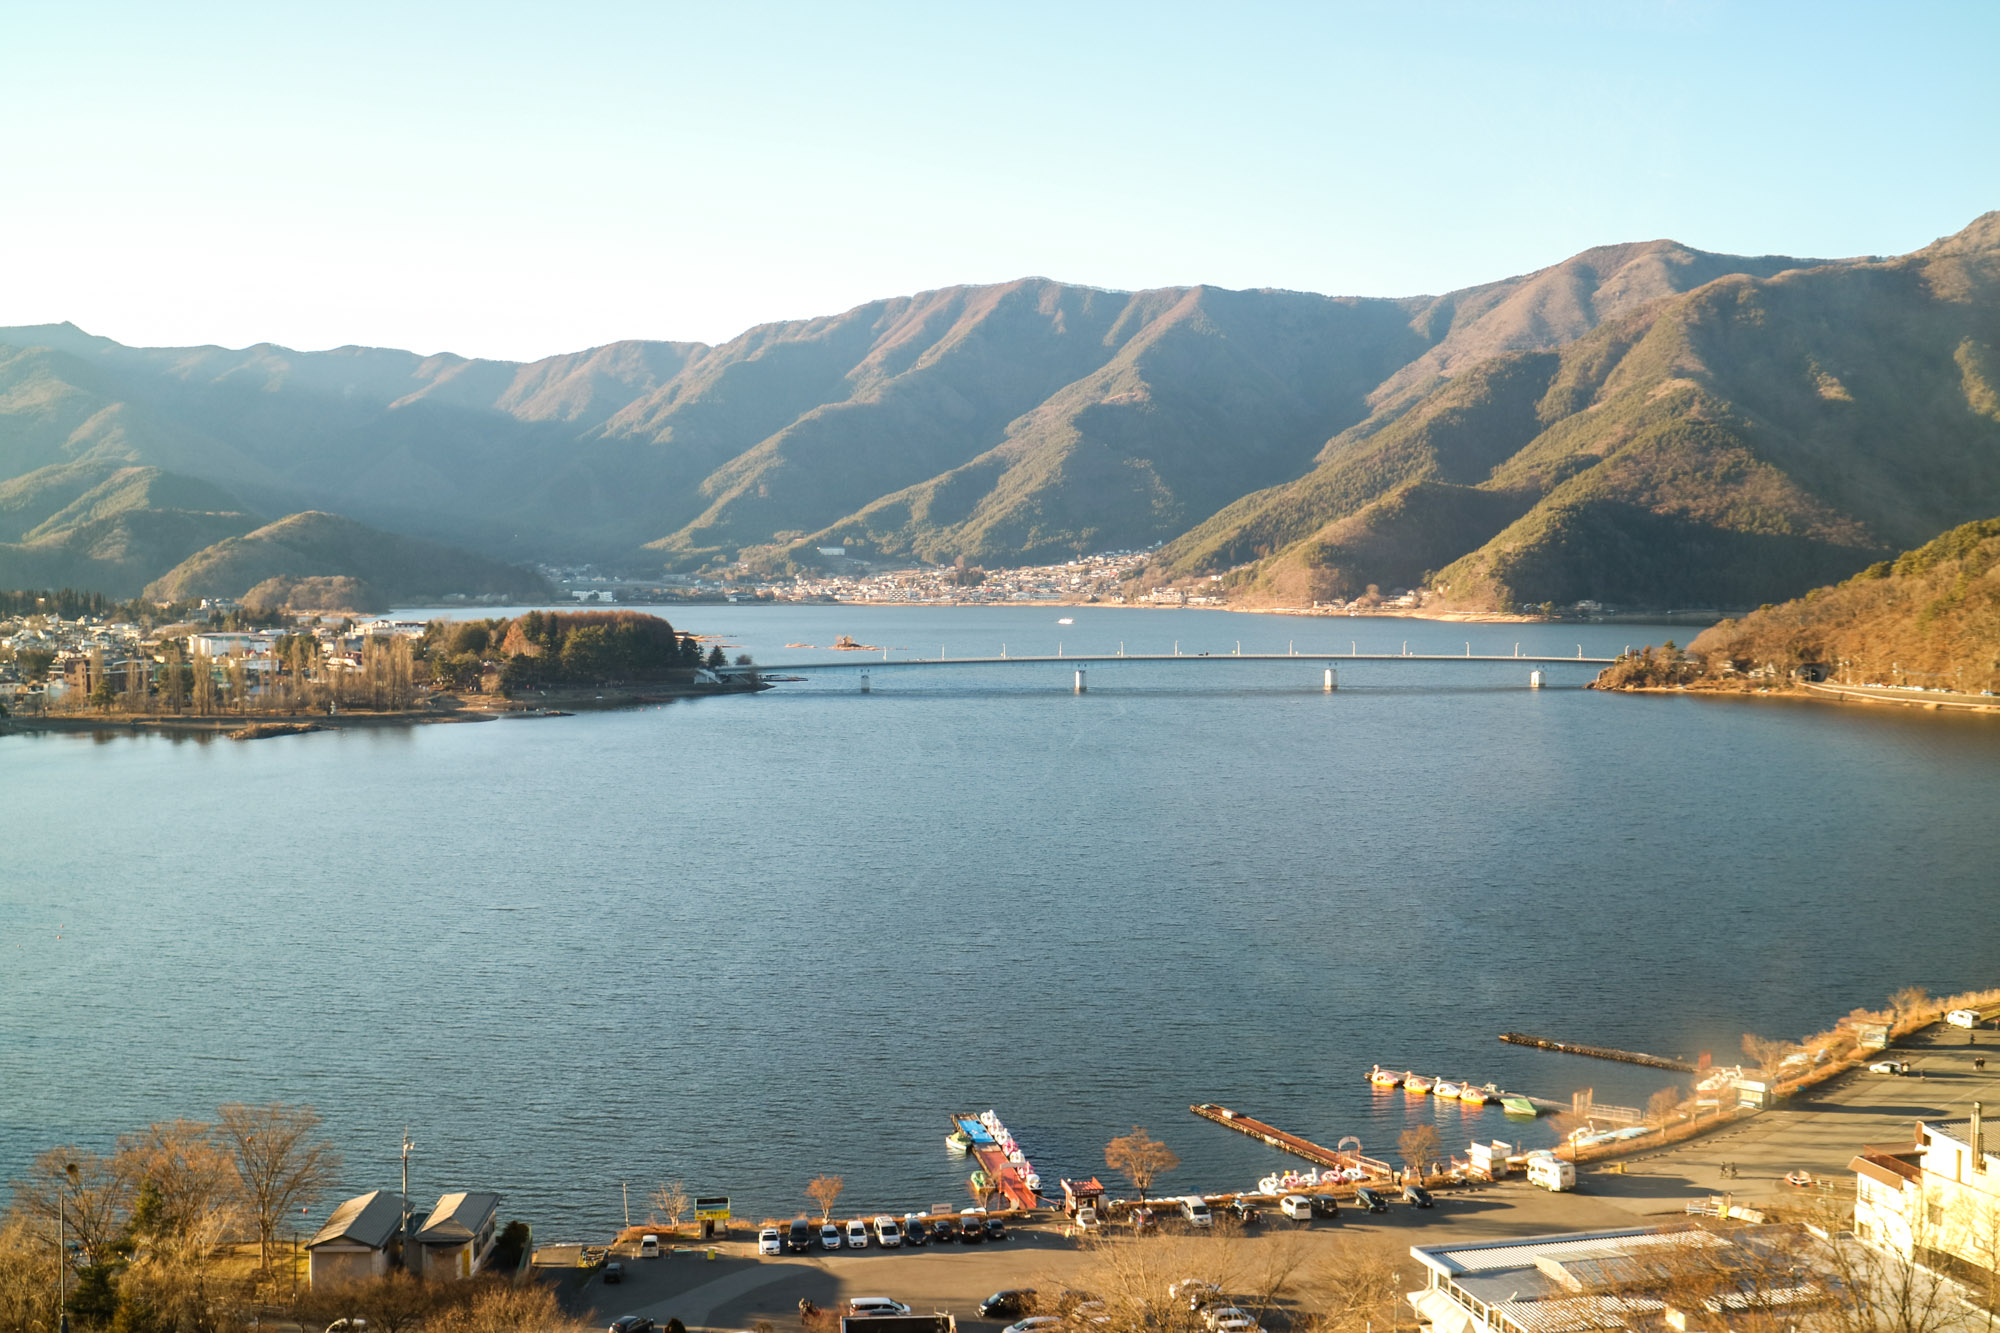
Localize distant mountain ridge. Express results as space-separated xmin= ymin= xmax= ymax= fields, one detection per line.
xmin=3 ymin=213 xmax=1996 ymax=610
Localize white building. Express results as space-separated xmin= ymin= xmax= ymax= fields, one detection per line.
xmin=1852 ymin=1106 xmax=2000 ymax=1282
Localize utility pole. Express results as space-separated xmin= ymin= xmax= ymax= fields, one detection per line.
xmin=400 ymin=1131 xmax=415 ymax=1272
xmin=59 ymin=1160 xmax=78 ymax=1333
xmin=622 ymin=1182 xmax=631 ymax=1229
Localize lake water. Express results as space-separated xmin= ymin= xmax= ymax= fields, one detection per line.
xmin=4 ymin=606 xmax=1997 ymax=1239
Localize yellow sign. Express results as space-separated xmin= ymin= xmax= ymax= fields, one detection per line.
xmin=695 ymin=1196 xmax=730 ymax=1221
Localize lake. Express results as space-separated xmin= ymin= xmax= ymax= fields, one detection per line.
xmin=3 ymin=606 xmax=1996 ymax=1239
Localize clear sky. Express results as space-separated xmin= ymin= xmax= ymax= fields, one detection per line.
xmin=3 ymin=1 xmax=1995 ymax=361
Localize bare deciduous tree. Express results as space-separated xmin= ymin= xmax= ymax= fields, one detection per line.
xmin=1397 ymin=1125 xmax=1442 ymax=1181
xmin=805 ymin=1175 xmax=844 ymax=1222
xmin=650 ymin=1180 xmax=691 ymax=1231
xmin=1741 ymin=1032 xmax=1798 ymax=1072
xmin=217 ymin=1102 xmax=342 ymax=1272
xmin=1647 ymin=1087 xmax=1685 ymax=1127
xmin=1105 ymin=1127 xmax=1179 ymax=1202
xmin=9 ymin=1146 xmax=133 ymax=1265
xmin=117 ymin=1118 xmax=240 ymax=1241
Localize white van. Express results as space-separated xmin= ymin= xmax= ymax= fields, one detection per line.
xmin=1279 ymin=1194 xmax=1312 ymax=1220
xmin=1947 ymin=1008 xmax=1980 ymax=1028
xmin=873 ymin=1215 xmax=902 ymax=1247
xmin=1180 ymin=1196 xmax=1213 ymax=1227
xmin=638 ymin=1233 xmax=661 ymax=1258
xmin=1527 ymin=1157 xmax=1575 ymax=1192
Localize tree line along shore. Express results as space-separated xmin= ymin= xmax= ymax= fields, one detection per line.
xmin=0 ymin=605 xmax=762 ymax=731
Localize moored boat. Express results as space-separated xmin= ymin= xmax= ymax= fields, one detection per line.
xmin=1459 ymin=1084 xmax=1491 ymax=1105
xmin=947 ymin=1130 xmax=971 ymax=1154
xmin=1502 ymin=1095 xmax=1539 ymax=1116
xmin=1434 ymin=1079 xmax=1463 ymax=1099
xmin=1403 ymin=1073 xmax=1434 ymax=1094
xmin=1369 ymin=1065 xmax=1402 ymax=1088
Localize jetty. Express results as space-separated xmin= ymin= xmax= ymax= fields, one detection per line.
xmin=1189 ymin=1103 xmax=1391 ymax=1176
xmin=1500 ymin=1032 xmax=1696 ymax=1073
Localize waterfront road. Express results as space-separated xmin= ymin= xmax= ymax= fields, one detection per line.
xmin=568 ymin=1025 xmax=2000 ymax=1330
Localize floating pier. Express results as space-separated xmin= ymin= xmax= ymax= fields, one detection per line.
xmin=1499 ymin=1032 xmax=1696 ymax=1073
xmin=1189 ymin=1103 xmax=1391 ymax=1177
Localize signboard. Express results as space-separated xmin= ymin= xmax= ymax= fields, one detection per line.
xmin=694 ymin=1196 xmax=731 ymax=1221
xmin=1856 ymin=1023 xmax=1890 ymax=1052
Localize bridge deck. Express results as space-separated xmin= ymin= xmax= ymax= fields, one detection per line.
xmin=725 ymin=651 xmax=1615 ymax=673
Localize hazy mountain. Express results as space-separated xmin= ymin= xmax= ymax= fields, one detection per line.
xmin=144 ymin=511 xmax=555 ymax=610
xmin=7 ymin=216 xmax=1999 ymax=609
xmin=1161 ymin=212 xmax=2000 ymax=610
xmin=0 ymin=460 xmax=260 ymax=595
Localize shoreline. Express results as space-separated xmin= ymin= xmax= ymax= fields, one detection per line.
xmin=1593 ymin=680 xmax=2000 ymax=714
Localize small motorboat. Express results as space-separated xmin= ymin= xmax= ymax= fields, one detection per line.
xmin=1057 ymin=617 xmax=1074 ymax=625
xmin=1434 ymin=1080 xmax=1463 ymax=1099
xmin=970 ymin=1169 xmax=992 ymax=1191
xmin=1369 ymin=1065 xmax=1402 ymax=1088
xmin=1501 ymin=1095 xmax=1539 ymax=1117
xmin=947 ymin=1130 xmax=971 ymax=1154
xmin=1404 ymin=1074 xmax=1434 ymax=1095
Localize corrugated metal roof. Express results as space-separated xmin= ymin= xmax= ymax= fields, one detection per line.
xmin=1493 ymin=1295 xmax=1665 ymax=1333
xmin=415 ymin=1191 xmax=500 ymax=1243
xmin=1429 ymin=1229 xmax=1717 ymax=1275
xmin=307 ymin=1190 xmax=408 ymax=1250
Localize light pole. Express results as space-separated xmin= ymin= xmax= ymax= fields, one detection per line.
xmin=58 ymin=1161 xmax=78 ymax=1333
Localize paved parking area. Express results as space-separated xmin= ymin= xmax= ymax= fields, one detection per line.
xmin=570 ymin=1027 xmax=2000 ymax=1331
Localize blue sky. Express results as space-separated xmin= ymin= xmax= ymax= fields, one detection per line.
xmin=3 ymin=1 xmax=1994 ymax=360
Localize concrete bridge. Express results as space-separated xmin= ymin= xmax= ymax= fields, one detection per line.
xmin=719 ymin=644 xmax=1617 ymax=692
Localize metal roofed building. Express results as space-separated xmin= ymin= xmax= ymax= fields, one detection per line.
xmin=305 ymin=1189 xmax=410 ymax=1288
xmin=411 ymin=1190 xmax=503 ymax=1280
xmin=1406 ymin=1226 xmax=1822 ymax=1333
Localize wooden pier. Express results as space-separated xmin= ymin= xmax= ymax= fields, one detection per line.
xmin=1499 ymin=1032 xmax=1696 ymax=1073
xmin=1189 ymin=1104 xmax=1391 ymax=1177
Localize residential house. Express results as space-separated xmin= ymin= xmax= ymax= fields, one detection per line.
xmin=1852 ymin=1105 xmax=2000 ymax=1284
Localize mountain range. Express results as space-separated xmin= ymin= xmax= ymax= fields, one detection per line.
xmin=2 ymin=210 xmax=1996 ymax=610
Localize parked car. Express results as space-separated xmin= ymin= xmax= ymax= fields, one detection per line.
xmin=873 ymin=1216 xmax=902 ymax=1248
xmin=1226 ymin=1199 xmax=1260 ymax=1224
xmin=1003 ymin=1321 xmax=1062 ymax=1333
xmin=845 ymin=1219 xmax=869 ymax=1249
xmin=979 ymin=1290 xmax=1036 ymax=1319
xmin=1279 ymin=1194 xmax=1312 ymax=1221
xmin=958 ymin=1215 xmax=984 ymax=1243
xmin=1309 ymin=1195 xmax=1340 ymax=1219
xmin=984 ymin=1216 xmax=1007 ymax=1241
xmin=1868 ymin=1059 xmax=1912 ymax=1075
xmin=846 ymin=1299 xmax=912 ymax=1318
xmin=930 ymin=1217 xmax=957 ymax=1244
xmin=901 ymin=1217 xmax=928 ymax=1247
xmin=1354 ymin=1187 xmax=1389 ymax=1213
xmin=1074 ymin=1205 xmax=1099 ymax=1228
xmin=787 ymin=1220 xmax=814 ymax=1253
xmin=757 ymin=1228 xmax=781 ymax=1256
xmin=1169 ymin=1280 xmax=1223 ymax=1311
xmin=820 ymin=1223 xmax=842 ymax=1250
xmin=1204 ymin=1308 xmax=1255 ymax=1331
xmin=638 ymin=1234 xmax=660 ymax=1259
xmin=602 ymin=1261 xmax=625 ymax=1284
xmin=1180 ymin=1197 xmax=1213 ymax=1228
xmin=1402 ymin=1184 xmax=1435 ymax=1208
xmin=608 ymin=1319 xmax=653 ymax=1333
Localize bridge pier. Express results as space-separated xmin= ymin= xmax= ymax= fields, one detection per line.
xmin=1529 ymin=669 xmax=1544 ymax=690
xmin=1074 ymin=668 xmax=1087 ymax=694
xmin=1324 ymin=667 xmax=1339 ymax=692
xmin=860 ymin=671 xmax=871 ymax=694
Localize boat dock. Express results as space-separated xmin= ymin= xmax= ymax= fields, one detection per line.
xmin=950 ymin=1113 xmax=1041 ymax=1211
xmin=1189 ymin=1103 xmax=1391 ymax=1176
xmin=1499 ymin=1032 xmax=1696 ymax=1073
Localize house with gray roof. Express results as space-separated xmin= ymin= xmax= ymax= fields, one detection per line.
xmin=305 ymin=1190 xmax=409 ymax=1288
xmin=410 ymin=1191 xmax=503 ymax=1280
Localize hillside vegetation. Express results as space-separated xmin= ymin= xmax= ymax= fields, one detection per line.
xmin=4 ymin=214 xmax=1999 ymax=609
xmin=1682 ymin=516 xmax=2000 ymax=691
xmin=1157 ymin=213 xmax=2000 ymax=611
xmin=144 ymin=511 xmax=554 ymax=610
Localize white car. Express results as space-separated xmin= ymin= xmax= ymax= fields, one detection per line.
xmin=638 ymin=1234 xmax=660 ymax=1258
xmin=1279 ymin=1194 xmax=1311 ymax=1221
xmin=1205 ymin=1308 xmax=1255 ymax=1331
xmin=820 ymin=1223 xmax=842 ymax=1250
xmin=847 ymin=1299 xmax=912 ymax=1318
xmin=1004 ymin=1320 xmax=1063 ymax=1333
xmin=845 ymin=1218 xmax=869 ymax=1249
xmin=1947 ymin=1009 xmax=1980 ymax=1028
xmin=872 ymin=1216 xmax=902 ymax=1247
xmin=1169 ymin=1280 xmax=1223 ymax=1309
xmin=758 ymin=1227 xmax=781 ymax=1255
xmin=1868 ymin=1059 xmax=1911 ymax=1075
